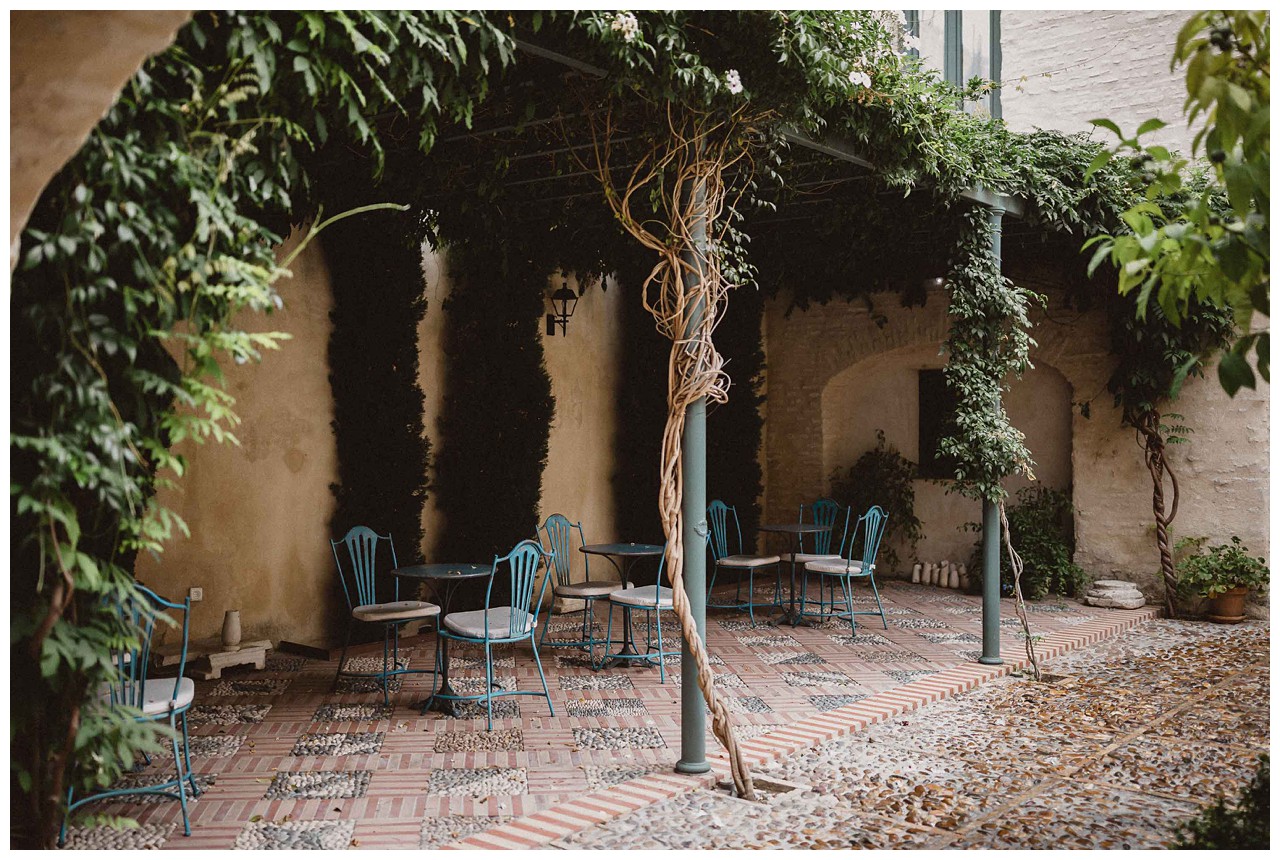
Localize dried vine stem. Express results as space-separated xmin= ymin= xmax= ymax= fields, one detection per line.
xmin=999 ymin=500 xmax=1041 ymax=679
xmin=1134 ymin=410 xmax=1179 ymax=617
xmin=572 ymin=100 xmax=761 ymax=799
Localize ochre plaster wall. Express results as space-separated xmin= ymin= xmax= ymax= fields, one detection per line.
xmin=135 ymin=231 xmax=342 ymax=644
xmin=762 ymin=287 xmax=1270 ymax=601
xmin=10 ymin=11 xmax=190 ymax=250
xmin=541 ymin=275 xmax=625 ymax=546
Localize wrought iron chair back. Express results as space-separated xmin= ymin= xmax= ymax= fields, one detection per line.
xmin=706 ymin=499 xmax=743 ymax=560
xmin=856 ymin=505 xmax=888 ymax=570
xmin=331 ymin=525 xmax=399 ymax=608
xmin=484 ymin=539 xmax=549 ymax=641
xmin=107 ymin=584 xmax=191 ymax=713
xmin=539 ymin=513 xmax=589 ymax=587
xmin=801 ymin=498 xmax=851 ymax=557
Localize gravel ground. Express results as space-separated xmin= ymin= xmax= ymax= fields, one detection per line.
xmin=555 ymin=619 xmax=1268 ymax=850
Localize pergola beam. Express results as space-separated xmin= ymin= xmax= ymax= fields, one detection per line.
xmin=779 ymin=126 xmax=1027 ymax=219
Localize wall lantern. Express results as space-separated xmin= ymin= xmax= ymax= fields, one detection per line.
xmin=545 ymin=277 xmax=581 ymax=336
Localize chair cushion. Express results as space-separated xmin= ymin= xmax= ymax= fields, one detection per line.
xmin=556 ymin=580 xmax=620 ymax=597
xmin=353 ymin=600 xmax=440 ymax=623
xmin=609 ymin=584 xmax=674 ymax=608
xmin=443 ymin=607 xmax=536 ymax=639
xmin=717 ymin=554 xmax=781 ymax=568
xmin=781 ymin=552 xmax=842 ymax=564
xmin=805 ymin=560 xmax=871 ymax=575
xmin=141 ymin=676 xmax=196 ymax=715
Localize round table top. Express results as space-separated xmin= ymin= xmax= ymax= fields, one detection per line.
xmin=388 ymin=563 xmax=490 ymax=581
xmin=758 ymin=522 xmax=832 ymax=534
xmin=580 ymin=542 xmax=665 ymax=557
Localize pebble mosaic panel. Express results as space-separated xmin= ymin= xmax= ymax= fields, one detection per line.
xmin=426 ymin=767 xmax=528 ymax=797
xmin=264 ymin=770 xmax=371 ymax=799
xmin=573 ymin=726 xmax=667 ymax=750
xmin=235 ymin=819 xmax=356 ymax=850
xmin=290 ymin=731 xmax=384 ymax=757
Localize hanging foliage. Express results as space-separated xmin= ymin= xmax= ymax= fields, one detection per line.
xmin=323 ymin=205 xmax=430 ymax=590
xmin=10 ymin=11 xmax=514 ymax=847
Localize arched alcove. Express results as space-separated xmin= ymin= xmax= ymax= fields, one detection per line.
xmin=820 ymin=342 xmax=1074 ymax=571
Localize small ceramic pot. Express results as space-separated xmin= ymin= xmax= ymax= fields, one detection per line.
xmin=222 ymin=609 xmax=243 ymax=649
xmin=1207 ymin=586 xmax=1249 ymax=624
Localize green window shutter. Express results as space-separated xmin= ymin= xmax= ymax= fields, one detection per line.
xmin=944 ymin=10 xmax=963 ymax=102
xmin=990 ymin=10 xmax=1003 ymax=120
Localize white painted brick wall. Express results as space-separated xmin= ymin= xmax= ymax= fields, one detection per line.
xmin=1001 ymin=10 xmax=1196 ymax=155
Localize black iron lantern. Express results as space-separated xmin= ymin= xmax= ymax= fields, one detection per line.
xmin=546 ymin=278 xmax=579 ymax=336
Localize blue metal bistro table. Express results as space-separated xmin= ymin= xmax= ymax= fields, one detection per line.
xmin=758 ymin=522 xmax=832 ymax=627
xmin=579 ymin=542 xmax=666 ymax=667
xmin=387 ymin=562 xmax=490 ymax=715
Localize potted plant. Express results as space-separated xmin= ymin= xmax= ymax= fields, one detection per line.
xmin=1175 ymin=536 xmax=1269 ymax=623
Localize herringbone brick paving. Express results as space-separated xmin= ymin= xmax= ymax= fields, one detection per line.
xmin=64 ymin=580 xmax=1158 ymax=849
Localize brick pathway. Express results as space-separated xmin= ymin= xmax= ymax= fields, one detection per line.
xmin=62 ymin=581 xmax=1162 ymax=849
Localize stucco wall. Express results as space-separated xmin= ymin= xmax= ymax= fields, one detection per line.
xmin=541 ymin=275 xmax=625 ymax=546
xmin=140 ymin=243 xmax=629 ymax=644
xmin=10 ymin=11 xmax=190 ymax=251
xmin=761 ymin=286 xmax=1269 ymax=599
xmin=1001 ymin=10 xmax=1195 ymax=154
xmin=136 ymin=231 xmax=342 ymax=644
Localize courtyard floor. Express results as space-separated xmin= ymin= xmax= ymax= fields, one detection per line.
xmin=59 ymin=580 xmax=1259 ymax=850
xmin=555 ymin=619 xmax=1269 ymax=850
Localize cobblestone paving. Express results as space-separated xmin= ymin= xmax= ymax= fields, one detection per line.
xmin=556 ymin=620 xmax=1268 ymax=850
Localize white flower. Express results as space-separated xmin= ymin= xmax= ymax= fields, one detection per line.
xmin=848 ymin=70 xmax=872 ymax=89
xmin=902 ymin=32 xmax=921 ymax=52
xmin=725 ymin=69 xmax=744 ymax=95
xmin=610 ymin=12 xmax=639 ymax=43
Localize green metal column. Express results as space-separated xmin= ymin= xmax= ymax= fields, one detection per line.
xmin=675 ymin=172 xmax=710 ymax=775
xmin=980 ymin=204 xmax=1005 ymax=666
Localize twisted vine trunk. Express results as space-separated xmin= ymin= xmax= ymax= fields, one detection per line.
xmin=1135 ymin=409 xmax=1179 ymax=617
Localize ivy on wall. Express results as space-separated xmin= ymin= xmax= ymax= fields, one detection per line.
xmin=430 ymin=239 xmax=555 ymax=606
xmin=322 ymin=205 xmax=430 ymax=596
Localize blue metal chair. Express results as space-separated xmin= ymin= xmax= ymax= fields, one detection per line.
xmin=60 ymin=585 xmax=197 ymax=844
xmin=803 ymin=506 xmax=890 ymax=635
xmin=537 ymin=514 xmax=612 ymax=654
xmin=595 ymin=544 xmax=678 ymax=682
xmin=787 ymin=499 xmax=852 ymax=625
xmin=331 ymin=526 xmax=440 ymax=705
xmin=706 ymin=500 xmax=782 ymax=627
xmin=435 ymin=539 xmax=555 ymax=731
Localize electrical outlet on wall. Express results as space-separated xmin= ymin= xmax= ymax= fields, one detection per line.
xmin=188 ymin=587 xmax=204 ymax=602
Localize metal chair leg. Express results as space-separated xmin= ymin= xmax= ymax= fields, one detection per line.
xmin=181 ymin=713 xmax=200 ymax=797
xmin=331 ymin=620 xmax=353 ymax=691
xmin=483 ymin=641 xmax=494 ymax=732
xmin=381 ymin=625 xmax=391 ymax=707
xmin=530 ymin=635 xmax=555 ymax=716
xmin=169 ymin=714 xmax=191 ymax=836
xmin=747 ymin=570 xmax=757 ymax=627
xmin=869 ymin=574 xmax=889 ymax=629
xmin=595 ymin=602 xmax=615 ymax=671
xmin=841 ymin=576 xmax=857 ymax=640
xmin=654 ymin=609 xmax=666 ymax=684
xmin=538 ymin=586 xmax=554 ymax=649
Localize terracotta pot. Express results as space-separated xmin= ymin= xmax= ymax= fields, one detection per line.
xmin=1207 ymin=586 xmax=1249 ymax=624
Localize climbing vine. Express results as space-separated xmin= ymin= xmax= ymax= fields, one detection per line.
xmin=12 ymin=9 xmax=1253 ymax=839
xmin=10 ymin=11 xmax=513 ymax=847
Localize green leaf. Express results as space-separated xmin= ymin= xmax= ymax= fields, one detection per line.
xmin=1217 ymin=350 xmax=1256 ymax=396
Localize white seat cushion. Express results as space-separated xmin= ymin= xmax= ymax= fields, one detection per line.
xmin=443 ymin=607 xmax=536 ymax=639
xmin=716 ymin=554 xmax=781 ymax=568
xmin=781 ymin=552 xmax=841 ymax=564
xmin=609 ymin=584 xmax=674 ymax=608
xmin=142 ymin=676 xmax=196 ymax=715
xmin=805 ymin=560 xmax=871 ymax=575
xmin=557 ymin=580 xmax=620 ymax=597
xmin=353 ymin=600 xmax=440 ymax=623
